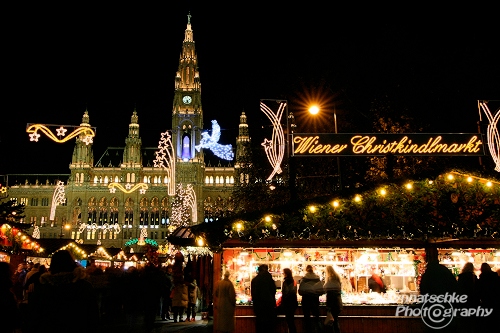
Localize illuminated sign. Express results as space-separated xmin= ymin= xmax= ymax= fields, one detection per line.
xmin=292 ymin=134 xmax=484 ymax=156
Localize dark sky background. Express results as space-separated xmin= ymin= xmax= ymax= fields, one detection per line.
xmin=2 ymin=3 xmax=499 ymax=176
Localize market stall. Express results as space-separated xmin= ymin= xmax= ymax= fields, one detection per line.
xmin=213 ymin=239 xmax=500 ymax=333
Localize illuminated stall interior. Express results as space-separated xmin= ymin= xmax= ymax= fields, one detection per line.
xmin=222 ymin=247 xmax=500 ymax=305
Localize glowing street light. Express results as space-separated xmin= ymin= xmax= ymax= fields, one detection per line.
xmin=307 ymin=104 xmax=342 ymax=191
xmin=308 ymin=105 xmax=320 ymax=115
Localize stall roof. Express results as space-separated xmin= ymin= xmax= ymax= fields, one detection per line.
xmin=167 ymin=226 xmax=196 ymax=246
xmin=222 ymin=238 xmax=500 ymax=249
xmin=33 ymin=239 xmax=124 ymax=258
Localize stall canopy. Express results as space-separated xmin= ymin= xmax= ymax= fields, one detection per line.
xmin=168 ymin=226 xmax=196 ymax=246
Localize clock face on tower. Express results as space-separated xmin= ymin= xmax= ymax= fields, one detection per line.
xmin=182 ymin=95 xmax=192 ymax=104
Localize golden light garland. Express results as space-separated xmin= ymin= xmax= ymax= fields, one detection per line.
xmin=26 ymin=124 xmax=95 ymax=145
xmin=108 ymin=182 xmax=148 ymax=194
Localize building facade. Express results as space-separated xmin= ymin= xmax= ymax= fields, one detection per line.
xmin=4 ymin=14 xmax=249 ymax=250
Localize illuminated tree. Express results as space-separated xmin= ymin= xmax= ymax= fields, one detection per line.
xmin=0 ymin=197 xmax=26 ymax=226
xmin=170 ymin=184 xmax=192 ymax=229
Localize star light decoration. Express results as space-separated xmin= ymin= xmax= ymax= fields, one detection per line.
xmin=479 ymin=101 xmax=500 ymax=172
xmin=260 ymin=101 xmax=286 ymax=181
xmin=170 ymin=183 xmax=197 ymax=230
xmin=153 ymin=130 xmax=176 ymax=196
xmin=50 ymin=181 xmax=66 ymax=221
xmin=108 ymin=182 xmax=148 ymax=194
xmin=26 ymin=123 xmax=95 ymax=145
xmin=195 ymin=120 xmax=234 ymax=160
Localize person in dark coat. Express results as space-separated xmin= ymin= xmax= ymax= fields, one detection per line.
xmin=36 ymin=250 xmax=99 ymax=333
xmin=476 ymin=262 xmax=500 ymax=330
xmin=22 ymin=264 xmax=46 ymax=333
xmin=141 ymin=263 xmax=163 ymax=332
xmin=457 ymin=262 xmax=479 ymax=306
xmin=419 ymin=245 xmax=457 ymax=332
xmin=281 ymin=268 xmax=298 ymax=333
xmin=0 ymin=262 xmax=21 ymax=333
xmin=122 ymin=266 xmax=143 ymax=332
xmin=456 ymin=262 xmax=479 ymax=333
xmin=251 ymin=264 xmax=277 ymax=333
xmin=160 ymin=264 xmax=173 ymax=320
xmin=298 ymin=265 xmax=323 ymax=333
xmin=186 ymin=278 xmax=201 ymax=321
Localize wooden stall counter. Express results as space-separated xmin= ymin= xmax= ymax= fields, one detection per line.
xmin=232 ymin=305 xmax=425 ymax=333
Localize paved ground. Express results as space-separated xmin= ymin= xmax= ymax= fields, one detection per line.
xmin=97 ymin=314 xmax=213 ymax=333
xmin=151 ymin=316 xmax=213 ymax=333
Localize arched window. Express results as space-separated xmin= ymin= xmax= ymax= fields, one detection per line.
xmin=124 ymin=198 xmax=134 ymax=227
xmin=140 ymin=197 xmax=149 ymax=227
xmin=161 ymin=197 xmax=169 ymax=226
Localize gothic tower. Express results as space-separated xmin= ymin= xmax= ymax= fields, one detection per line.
xmin=172 ymin=13 xmax=204 ymax=224
xmin=122 ymin=110 xmax=142 ymax=168
xmin=69 ymin=110 xmax=94 ymax=183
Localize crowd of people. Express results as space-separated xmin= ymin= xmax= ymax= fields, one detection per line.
xmin=0 ymin=250 xmax=202 ymax=333
xmin=420 ymin=246 xmax=500 ymax=333
xmin=3 ymin=248 xmax=500 ymax=333
xmin=212 ymin=263 xmax=346 ymax=333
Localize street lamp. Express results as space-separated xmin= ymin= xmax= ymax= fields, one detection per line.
xmin=307 ymin=104 xmax=342 ymax=191
xmin=59 ymin=223 xmax=70 ymax=238
xmin=287 ymin=110 xmax=297 ymax=201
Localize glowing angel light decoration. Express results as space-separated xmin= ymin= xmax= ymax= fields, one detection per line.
xmin=26 ymin=124 xmax=95 ymax=145
xmin=108 ymin=182 xmax=148 ymax=194
xmin=195 ymin=120 xmax=234 ymax=160
xmin=479 ymin=101 xmax=500 ymax=172
xmin=153 ymin=131 xmax=176 ymax=195
xmin=260 ymin=101 xmax=286 ymax=181
xmin=49 ymin=181 xmax=66 ymax=221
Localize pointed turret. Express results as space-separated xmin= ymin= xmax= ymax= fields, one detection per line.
xmin=122 ymin=109 xmax=142 ymax=167
xmin=70 ymin=110 xmax=94 ymax=167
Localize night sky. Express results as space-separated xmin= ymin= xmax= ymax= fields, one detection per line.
xmin=2 ymin=3 xmax=499 ymax=176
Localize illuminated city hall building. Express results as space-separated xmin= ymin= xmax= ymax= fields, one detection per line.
xmin=4 ymin=15 xmax=250 ymax=249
